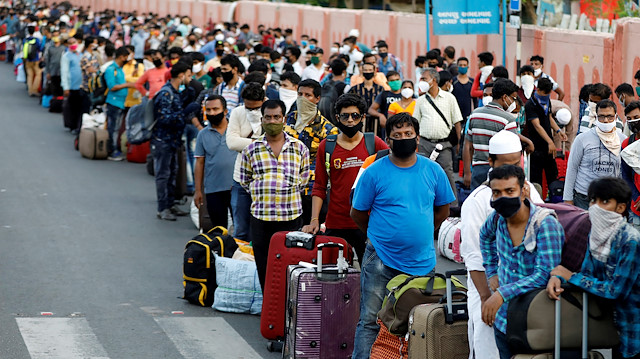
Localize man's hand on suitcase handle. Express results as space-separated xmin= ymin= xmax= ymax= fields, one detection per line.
xmin=546 ymin=276 xmax=564 ymax=301
xmin=481 ymin=291 xmax=504 ymax=326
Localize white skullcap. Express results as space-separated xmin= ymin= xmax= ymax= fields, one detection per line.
xmin=556 ymin=108 xmax=571 ymax=126
xmin=352 ymin=51 xmax=364 ymax=62
xmin=348 ymin=29 xmax=359 ymax=37
xmin=489 ymin=130 xmax=522 ymax=155
xmin=226 ymin=37 xmax=236 ymax=45
xmin=215 ymin=33 xmax=225 ymax=41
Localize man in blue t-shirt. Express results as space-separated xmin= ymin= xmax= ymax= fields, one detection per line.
xmin=350 ymin=112 xmax=456 ymax=358
xmin=104 ymin=46 xmax=136 ymax=160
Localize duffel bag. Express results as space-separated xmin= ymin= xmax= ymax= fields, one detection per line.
xmin=212 ymin=254 xmax=262 ymax=314
xmin=506 ymin=286 xmax=618 ymax=353
xmin=378 ymin=272 xmax=466 ymax=336
xmin=437 ymin=217 xmax=464 ymax=263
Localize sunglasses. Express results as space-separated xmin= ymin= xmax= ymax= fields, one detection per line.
xmin=338 ymin=112 xmax=363 ymax=121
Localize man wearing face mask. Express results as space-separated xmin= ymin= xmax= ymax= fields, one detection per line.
xmin=529 ymin=55 xmax=564 ymax=101
xmin=212 ymin=54 xmax=245 ymax=113
xmin=525 ymin=78 xmax=567 ymax=197
xmin=130 ymin=24 xmax=148 ymax=62
xmin=564 ymin=100 xmax=627 ymax=209
xmin=284 ymin=79 xmax=338 ymax=224
xmin=461 ymin=130 xmax=543 ymax=359
xmin=203 ymin=40 xmax=224 ymax=71
xmin=615 ymin=83 xmax=636 ymax=136
xmin=193 ymin=95 xmax=235 ymax=229
xmin=548 ymin=177 xmax=640 ymax=359
xmin=480 ymin=164 xmax=564 ymax=359
xmin=135 ymin=49 xmax=169 ymax=98
xmin=301 ymin=48 xmax=325 ymax=81
xmin=239 ymin=100 xmax=311 ymax=291
xmin=376 ymin=42 xmax=402 ymax=78
xmin=464 ymin=79 xmax=535 ymax=190
xmin=301 ymin=94 xmax=387 ymax=262
xmin=104 ymin=46 xmax=138 ymax=160
xmin=349 ymin=62 xmax=384 ymax=131
xmin=621 ymin=101 xmax=640 ymax=231
xmin=452 ymin=57 xmax=475 ymax=121
xmin=190 ymin=52 xmax=211 ymax=90
xmin=517 ymin=65 xmax=536 ymax=101
xmin=61 ymin=36 xmax=84 ymax=131
xmin=351 ymin=113 xmax=456 ymax=358
xmin=225 ymin=83 xmax=266 ymax=240
xmin=283 ymin=46 xmax=302 ymax=76
xmin=413 ymin=67 xmax=463 ymax=206
xmin=578 ymin=83 xmax=623 ymax=134
xmin=278 ymin=71 xmax=300 ymax=115
xmin=151 ymin=62 xmax=192 ymax=221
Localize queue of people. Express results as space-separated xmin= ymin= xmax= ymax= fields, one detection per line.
xmin=5 ymin=1 xmax=640 ymax=358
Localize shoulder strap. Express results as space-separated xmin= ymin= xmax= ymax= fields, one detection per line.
xmin=424 ymin=95 xmax=452 ymax=130
xmin=324 ymin=134 xmax=338 ymax=178
xmin=375 ymin=149 xmax=390 ymax=160
xmin=237 ymin=81 xmax=245 ymax=103
xmin=364 ymin=132 xmax=375 ymax=156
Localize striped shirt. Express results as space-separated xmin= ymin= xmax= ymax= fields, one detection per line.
xmin=465 ymin=102 xmax=518 ymax=166
xmin=480 ymin=202 xmax=564 ymax=334
xmin=569 ymin=222 xmax=640 ymax=358
xmin=214 ymin=79 xmax=244 ymax=113
xmin=239 ymin=132 xmax=311 ymax=222
xmin=413 ymin=89 xmax=463 ymax=140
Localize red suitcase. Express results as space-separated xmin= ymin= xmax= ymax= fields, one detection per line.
xmin=127 ymin=141 xmax=151 ymax=163
xmin=261 ymin=231 xmax=353 ymax=350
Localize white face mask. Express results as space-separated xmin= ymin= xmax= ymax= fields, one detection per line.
xmin=330 ymin=47 xmax=339 ymax=54
xmin=595 ymin=117 xmax=616 ymax=132
xmin=401 ymin=88 xmax=414 ymax=99
xmin=588 ymin=204 xmax=625 ymax=262
xmin=533 ymin=68 xmax=542 ymax=77
xmin=265 ymin=72 xmax=272 ymax=84
xmin=127 ymin=54 xmax=134 ymax=62
xmin=521 ymin=75 xmax=535 ymax=99
xmin=192 ymin=63 xmax=203 ymax=74
xmin=143 ymin=59 xmax=155 ymax=69
xmin=446 ymin=85 xmax=453 ymax=93
xmin=482 ymin=96 xmax=493 ymax=106
xmin=279 ymin=87 xmax=297 ymax=111
xmin=588 ymin=101 xmax=597 ymax=113
xmin=418 ymin=80 xmax=430 ymax=93
xmin=505 ymin=96 xmax=517 ymax=113
xmin=340 ymin=44 xmax=351 ymax=54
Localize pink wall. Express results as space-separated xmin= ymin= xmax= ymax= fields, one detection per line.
xmin=69 ymin=0 xmax=640 ymax=116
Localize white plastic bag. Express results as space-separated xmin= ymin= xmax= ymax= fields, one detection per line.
xmin=212 ymin=255 xmax=262 ymax=315
xmin=81 ymin=110 xmax=106 ymax=128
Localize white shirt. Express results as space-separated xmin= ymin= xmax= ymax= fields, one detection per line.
xmin=301 ymin=64 xmax=324 ymax=82
xmin=292 ymin=62 xmax=303 ymax=76
xmin=413 ymin=89 xmax=464 ymax=140
xmin=226 ymin=105 xmax=263 ymax=183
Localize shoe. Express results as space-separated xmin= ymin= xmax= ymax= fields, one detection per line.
xmin=157 ymin=209 xmax=177 ymax=221
xmin=108 ymin=151 xmax=125 ymax=161
xmin=170 ymin=205 xmax=189 ymax=216
xmin=70 ymin=129 xmax=79 ymax=135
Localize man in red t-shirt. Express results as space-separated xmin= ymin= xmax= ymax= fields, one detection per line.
xmin=621 ymin=101 xmax=640 ymax=231
xmin=302 ymin=93 xmax=388 ymax=261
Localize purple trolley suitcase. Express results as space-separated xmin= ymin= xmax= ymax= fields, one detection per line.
xmin=283 ymin=242 xmax=360 ymax=359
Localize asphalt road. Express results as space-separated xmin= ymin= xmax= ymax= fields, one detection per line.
xmin=0 ymin=62 xmax=464 ymax=359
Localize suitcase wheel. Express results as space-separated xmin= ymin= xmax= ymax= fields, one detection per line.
xmin=266 ymin=340 xmax=283 ymax=352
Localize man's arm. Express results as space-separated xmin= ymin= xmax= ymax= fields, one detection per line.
xmin=433 ymin=204 xmax=450 ymax=232
xmin=298 ymin=145 xmax=311 ymax=191
xmin=368 ymin=98 xmax=387 ymax=126
xmin=193 ymin=157 xmax=205 ymax=209
xmin=563 ymin=137 xmax=583 ymax=203
xmin=554 ymin=87 xmax=565 ymax=101
xmin=530 ymin=117 xmax=556 ymax=155
xmin=60 ymin=54 xmax=70 ymax=93
xmin=238 ymin=147 xmax=254 ymax=192
xmin=135 ymin=71 xmax=149 ymax=96
xmin=350 ymin=208 xmax=370 ymax=235
xmin=461 ymin=190 xmax=493 ymax=301
xmin=462 ymin=126 xmax=473 ymax=187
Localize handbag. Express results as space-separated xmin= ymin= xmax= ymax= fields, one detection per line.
xmin=424 ymin=95 xmax=458 ymax=146
xmin=377 ymin=272 xmax=466 ymax=336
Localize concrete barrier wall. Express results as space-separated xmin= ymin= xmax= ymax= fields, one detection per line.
xmin=70 ymin=0 xmax=640 ymax=115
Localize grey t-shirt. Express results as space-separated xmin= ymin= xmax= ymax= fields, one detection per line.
xmin=563 ymin=128 xmax=626 ymax=200
xmin=194 ymin=127 xmax=237 ymax=194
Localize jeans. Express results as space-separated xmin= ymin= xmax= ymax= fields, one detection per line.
xmin=230 ymin=181 xmax=252 ymax=241
xmin=151 ymin=138 xmax=178 ymax=212
xmin=184 ymin=124 xmax=198 ymax=192
xmin=249 ymin=215 xmax=302 ymax=291
xmin=494 ymin=329 xmax=512 ymax=359
xmin=106 ymin=103 xmax=124 ymax=155
xmin=206 ymin=191 xmax=232 ymax=229
xmin=471 ymin=164 xmax=491 ymax=190
xmin=352 ymin=242 xmax=404 ymax=359
xmin=573 ymin=190 xmax=590 ymax=210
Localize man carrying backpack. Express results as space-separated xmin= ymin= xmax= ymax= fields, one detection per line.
xmin=301 ymin=94 xmax=387 ymax=262
xmin=23 ymin=25 xmax=42 ymax=97
xmin=284 ymin=79 xmax=338 ymax=225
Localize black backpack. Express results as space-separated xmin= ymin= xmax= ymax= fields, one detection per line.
xmin=318 ymin=80 xmax=340 ymax=124
xmin=182 ymin=226 xmax=238 ymax=307
xmin=26 ymin=39 xmax=38 ymax=61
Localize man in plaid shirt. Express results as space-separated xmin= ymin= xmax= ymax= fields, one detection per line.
xmin=239 ymin=99 xmax=311 ymax=291
xmin=479 ymin=165 xmax=564 ymax=359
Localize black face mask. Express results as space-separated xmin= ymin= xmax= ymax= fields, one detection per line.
xmin=490 ymin=196 xmax=522 ymax=219
xmin=390 ymin=137 xmax=417 ymax=158
xmin=216 ymin=49 xmax=224 ymax=57
xmin=363 ymin=72 xmax=375 ymax=80
xmin=221 ymin=70 xmax=234 ymax=83
xmin=629 ymin=121 xmax=640 ymax=134
xmin=189 ymin=39 xmax=196 ymax=45
xmin=379 ymin=52 xmax=388 ymax=58
xmin=336 ymin=121 xmax=363 ymax=138
xmin=305 ymin=60 xmax=312 ymax=66
xmin=208 ymin=111 xmax=225 ymax=126
xmin=152 ymin=58 xmax=163 ymax=67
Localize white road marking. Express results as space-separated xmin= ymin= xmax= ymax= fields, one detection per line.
xmin=16 ymin=317 xmax=109 ymax=359
xmin=154 ymin=317 xmax=262 ymax=359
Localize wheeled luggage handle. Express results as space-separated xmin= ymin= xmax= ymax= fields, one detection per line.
xmin=316 ymin=242 xmax=346 ymax=275
xmin=445 ymin=269 xmax=467 ymax=278
xmin=555 ymin=291 xmax=589 ymax=359
xmin=445 ymin=270 xmax=468 ymax=324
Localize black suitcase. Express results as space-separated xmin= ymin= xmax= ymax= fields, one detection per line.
xmin=49 ymin=96 xmax=64 ymax=114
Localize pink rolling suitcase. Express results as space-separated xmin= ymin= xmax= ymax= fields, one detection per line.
xmin=283 ymin=243 xmax=360 ymax=358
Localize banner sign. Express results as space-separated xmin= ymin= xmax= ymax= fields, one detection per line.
xmin=432 ymin=0 xmax=500 ymax=35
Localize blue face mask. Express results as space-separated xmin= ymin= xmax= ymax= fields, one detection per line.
xmin=458 ymin=66 xmax=468 ymax=75
xmin=178 ymin=84 xmax=186 ymax=92
xmin=301 ymin=40 xmax=308 ymax=47
xmin=309 ymin=44 xmax=316 ymax=50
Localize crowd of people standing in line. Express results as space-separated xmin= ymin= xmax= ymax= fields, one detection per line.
xmin=3 ymin=2 xmax=640 ymax=358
